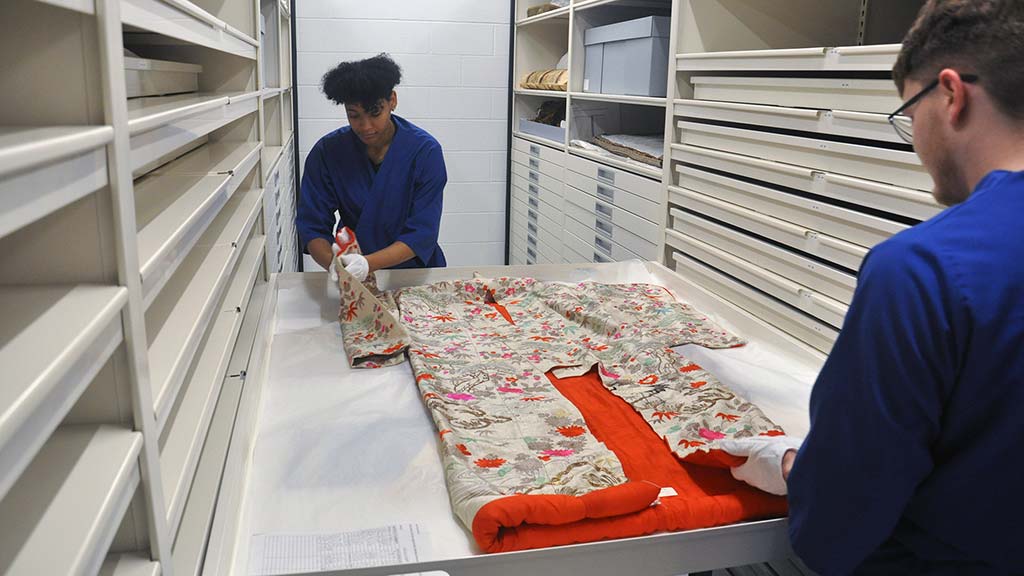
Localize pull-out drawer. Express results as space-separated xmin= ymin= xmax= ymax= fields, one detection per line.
xmin=676 ymin=122 xmax=931 ymax=191
xmin=510 ymin=209 xmax=556 ymax=265
xmin=669 ymin=185 xmax=867 ymax=271
xmin=563 ymin=195 xmax=658 ymax=260
xmin=668 ymin=227 xmax=849 ymax=328
xmin=668 ymin=209 xmax=857 ymax=304
xmin=511 ymin=183 xmax=564 ymax=225
xmin=513 ymin=149 xmax=564 ymax=181
xmin=563 ymin=184 xmax=660 ymax=245
xmin=672 ymin=251 xmax=838 ymax=354
xmin=676 ymin=164 xmax=907 ymax=248
xmin=566 ymin=152 xmax=662 ymax=204
xmin=674 ymin=100 xmax=904 ymax=144
xmin=563 ymin=204 xmax=654 ymax=261
xmin=511 ymin=194 xmax=563 ymax=252
xmin=513 ymin=136 xmax=566 ymax=167
xmin=691 ymin=75 xmax=901 ymax=115
xmin=509 ymin=242 xmax=528 ymax=266
xmin=673 ymin=144 xmax=942 ymax=221
xmin=561 ymin=225 xmax=624 ymax=264
xmin=677 ymin=44 xmax=901 ymax=73
xmin=564 ymin=168 xmax=661 ymax=223
xmin=512 ymin=160 xmax=564 ymax=197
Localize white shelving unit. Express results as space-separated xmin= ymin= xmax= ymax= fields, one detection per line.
xmin=510 ymin=0 xmax=932 ymax=357
xmin=0 ymin=0 xmax=295 ymax=574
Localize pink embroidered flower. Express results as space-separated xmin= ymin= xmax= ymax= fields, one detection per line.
xmin=699 ymin=428 xmax=727 ymax=441
xmin=542 ymin=449 xmax=574 ymax=457
xmin=447 ymin=393 xmax=476 ymax=401
xmin=505 ymin=287 xmax=516 ymax=296
xmin=527 ymin=354 xmax=541 ymax=362
xmin=599 ymin=365 xmax=621 ymax=379
xmin=465 ymin=285 xmax=476 ymax=293
xmin=501 ymin=352 xmax=513 ymax=359
xmin=497 ymin=387 xmax=524 ymax=394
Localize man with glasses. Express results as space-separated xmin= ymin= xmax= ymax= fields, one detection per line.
xmin=719 ymin=1 xmax=1024 ymax=573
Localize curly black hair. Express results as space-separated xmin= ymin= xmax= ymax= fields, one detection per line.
xmin=321 ymin=53 xmax=403 ymax=112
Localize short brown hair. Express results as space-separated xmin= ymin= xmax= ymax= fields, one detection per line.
xmin=893 ymin=0 xmax=1024 ymax=121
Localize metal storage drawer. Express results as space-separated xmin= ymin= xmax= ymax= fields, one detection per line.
xmin=125 ymin=57 xmax=202 ymax=99
xmin=669 ymin=229 xmax=848 ymax=328
xmin=676 ymin=121 xmax=932 ymax=191
xmin=674 ymin=100 xmax=904 ymax=144
xmin=668 ymin=209 xmax=857 ymax=304
xmin=512 ymin=161 xmax=564 ymax=198
xmin=563 ymin=202 xmax=655 ymax=261
xmin=562 ymin=225 xmax=617 ymax=264
xmin=511 ymin=195 xmax=562 ymax=253
xmin=513 ymin=149 xmax=564 ymax=181
xmin=676 ymin=165 xmax=907 ymax=248
xmin=669 ymin=186 xmax=867 ymax=271
xmin=511 ymin=183 xmax=564 ymax=224
xmin=672 ymin=251 xmax=838 ymax=354
xmin=513 ymin=136 xmax=566 ymax=167
xmin=563 ymin=183 xmax=661 ymax=243
xmin=691 ymin=75 xmax=901 ymax=115
xmin=672 ymin=144 xmax=941 ymax=221
xmin=565 ymin=152 xmax=661 ymax=204
xmin=564 ymin=168 xmax=661 ymax=224
xmin=676 ymin=44 xmax=900 ymax=73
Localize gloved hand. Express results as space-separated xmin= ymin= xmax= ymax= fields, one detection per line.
xmin=718 ymin=435 xmax=803 ymax=496
xmin=340 ymin=253 xmax=370 ymax=282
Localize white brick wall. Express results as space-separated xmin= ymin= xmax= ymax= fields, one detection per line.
xmin=295 ymin=0 xmax=511 ymax=268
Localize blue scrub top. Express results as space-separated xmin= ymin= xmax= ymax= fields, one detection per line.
xmin=788 ymin=170 xmax=1024 ymax=575
xmin=297 ymin=114 xmax=447 ymax=269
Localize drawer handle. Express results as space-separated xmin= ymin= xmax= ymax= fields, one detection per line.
xmin=595 ymin=235 xmax=612 ymax=254
xmin=527 ymin=209 xmax=538 ymax=222
xmin=595 ymin=218 xmax=613 ymax=237
xmin=593 ymin=251 xmax=610 ymax=263
xmin=597 ymin=167 xmax=615 ymax=184
xmin=528 ymin=184 xmax=539 ymax=196
xmin=529 ymin=158 xmax=540 ymax=170
xmin=529 ymin=144 xmax=540 ymax=156
xmin=596 ymin=185 xmax=615 ymax=202
xmin=528 ymin=196 xmax=539 ymax=209
xmin=527 ymin=221 xmax=538 ymax=235
xmin=529 ymin=171 xmax=540 ymax=183
xmin=527 ymin=234 xmax=537 ymax=247
xmin=595 ymin=201 xmax=613 ymax=219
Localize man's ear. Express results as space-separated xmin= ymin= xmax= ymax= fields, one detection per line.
xmin=938 ymin=68 xmax=970 ymax=128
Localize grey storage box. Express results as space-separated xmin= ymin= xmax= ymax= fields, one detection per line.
xmin=583 ymin=16 xmax=670 ymax=97
xmin=519 ymin=118 xmax=566 ymax=144
xmin=124 ymin=57 xmax=202 ymax=98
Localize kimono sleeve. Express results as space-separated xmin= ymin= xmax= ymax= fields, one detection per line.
xmin=296 ymin=143 xmax=339 ymax=251
xmin=396 ymin=142 xmax=446 ymax=266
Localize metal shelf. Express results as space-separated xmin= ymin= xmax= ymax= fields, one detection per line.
xmin=99 ymin=554 xmax=160 ymax=576
xmin=512 ymin=131 xmax=566 ymax=151
xmin=121 ymin=0 xmax=258 ymax=59
xmin=0 ymin=286 xmax=127 ymax=501
xmin=127 ymin=92 xmax=260 ymax=175
xmin=516 ymin=5 xmax=571 ymax=26
xmin=0 ymin=425 xmax=142 ymax=576
xmin=569 ymin=91 xmax=666 ymax=107
xmin=515 ymin=89 xmax=568 ymax=98
xmin=161 ymin=236 xmax=264 ymax=536
xmin=147 ymin=186 xmax=263 ymax=429
xmin=261 ymin=145 xmax=284 ymax=180
xmin=0 ymin=126 xmax=112 ymax=239
xmin=135 ymin=140 xmax=261 ymax=308
xmin=677 ymin=44 xmax=901 ymax=73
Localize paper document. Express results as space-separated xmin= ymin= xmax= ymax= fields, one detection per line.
xmin=249 ymin=523 xmax=431 ymax=575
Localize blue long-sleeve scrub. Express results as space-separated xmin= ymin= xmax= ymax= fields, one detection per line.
xmin=297 ymin=114 xmax=447 ymax=269
xmin=788 ymin=170 xmax=1024 ymax=575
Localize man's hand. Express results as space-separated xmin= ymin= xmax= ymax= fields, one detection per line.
xmin=718 ymin=436 xmax=803 ymax=496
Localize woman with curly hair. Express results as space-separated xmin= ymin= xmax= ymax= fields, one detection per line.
xmin=298 ymin=54 xmax=447 ymax=279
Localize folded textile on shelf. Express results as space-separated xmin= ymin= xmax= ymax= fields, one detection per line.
xmin=520 ymin=69 xmax=569 ymax=91
xmin=526 ymin=0 xmax=569 ymax=18
xmin=592 ymin=133 xmax=665 ymax=167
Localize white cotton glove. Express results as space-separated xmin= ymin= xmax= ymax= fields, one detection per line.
xmin=340 ymin=253 xmax=369 ymax=282
xmin=718 ymin=435 xmax=803 ymax=496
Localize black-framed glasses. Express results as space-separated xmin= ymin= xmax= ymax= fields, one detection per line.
xmin=888 ymin=74 xmax=979 ymax=144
